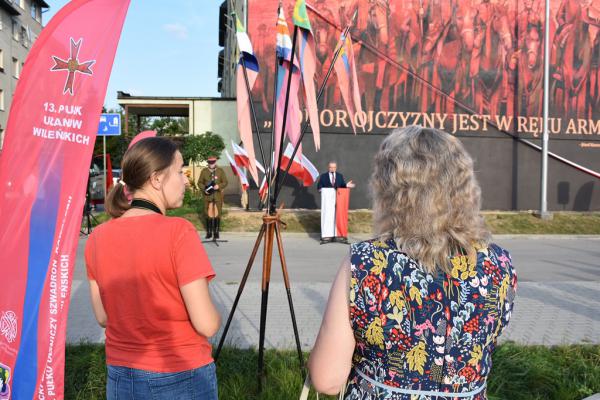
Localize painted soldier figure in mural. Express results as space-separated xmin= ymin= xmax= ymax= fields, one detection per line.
xmin=387 ymin=0 xmax=425 ymax=110
xmin=199 ymin=155 xmax=228 ymax=239
xmin=419 ymin=0 xmax=454 ymax=112
xmin=368 ymin=0 xmax=390 ymax=110
xmin=515 ymin=0 xmax=544 ymax=117
xmin=553 ymin=0 xmax=592 ymax=118
xmin=313 ymin=0 xmax=339 ymax=107
xmin=339 ymin=0 xmax=390 ymax=110
xmin=472 ymin=0 xmax=514 ymax=118
xmin=582 ymin=0 xmax=600 ymax=118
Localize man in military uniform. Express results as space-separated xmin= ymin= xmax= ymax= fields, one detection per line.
xmin=198 ymin=154 xmax=228 ymax=239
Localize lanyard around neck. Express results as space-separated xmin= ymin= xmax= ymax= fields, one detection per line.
xmin=130 ymin=198 xmax=163 ymax=215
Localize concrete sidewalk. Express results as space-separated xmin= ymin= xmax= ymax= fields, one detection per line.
xmin=67 ymin=233 xmax=600 ymax=349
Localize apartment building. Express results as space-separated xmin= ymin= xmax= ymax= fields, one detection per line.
xmin=0 ymin=0 xmax=48 ymax=148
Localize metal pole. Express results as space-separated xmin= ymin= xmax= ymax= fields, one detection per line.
xmin=539 ymin=0 xmax=552 ymax=219
xmin=266 ymin=36 xmax=280 ymax=214
xmin=103 ymin=136 xmax=107 ymax=203
xmin=240 ymin=57 xmax=269 ymax=177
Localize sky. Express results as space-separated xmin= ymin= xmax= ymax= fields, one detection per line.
xmin=45 ymin=1 xmax=222 ymax=110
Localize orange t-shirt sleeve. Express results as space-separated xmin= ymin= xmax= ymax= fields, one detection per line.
xmin=173 ymin=223 xmax=215 ymax=286
xmin=84 ymin=234 xmax=97 ymax=281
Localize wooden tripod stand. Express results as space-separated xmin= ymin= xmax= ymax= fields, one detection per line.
xmin=214 ymin=212 xmax=304 ymax=390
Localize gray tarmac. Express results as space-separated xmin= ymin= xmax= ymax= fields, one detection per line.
xmin=67 ymin=233 xmax=600 ymax=349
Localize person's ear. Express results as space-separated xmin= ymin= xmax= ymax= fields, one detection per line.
xmin=150 ymin=171 xmax=162 ymax=190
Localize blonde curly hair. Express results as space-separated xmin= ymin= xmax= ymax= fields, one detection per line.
xmin=370 ymin=125 xmax=490 ymax=274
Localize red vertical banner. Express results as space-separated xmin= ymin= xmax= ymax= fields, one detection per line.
xmin=0 ymin=1 xmax=130 ymax=399
xmin=335 ymin=188 xmax=350 ymax=238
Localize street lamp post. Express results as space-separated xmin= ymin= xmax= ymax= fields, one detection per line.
xmin=538 ymin=0 xmax=553 ymax=220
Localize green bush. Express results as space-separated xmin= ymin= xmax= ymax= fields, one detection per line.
xmin=183 ymin=188 xmax=204 ymax=214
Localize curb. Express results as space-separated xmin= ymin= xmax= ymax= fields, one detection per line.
xmin=198 ymin=231 xmax=600 ymax=240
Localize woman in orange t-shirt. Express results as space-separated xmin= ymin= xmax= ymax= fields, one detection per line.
xmin=84 ymin=137 xmax=221 ymax=400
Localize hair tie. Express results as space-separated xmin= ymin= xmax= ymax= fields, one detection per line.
xmin=119 ymin=180 xmax=133 ymax=202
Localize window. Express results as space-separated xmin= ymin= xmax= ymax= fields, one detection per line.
xmin=19 ymin=0 xmax=25 ymax=10
xmin=31 ymin=3 xmax=39 ymax=21
xmin=12 ymin=20 xmax=19 ymax=41
xmin=20 ymin=26 xmax=28 ymax=47
xmin=12 ymin=57 xmax=19 ymax=78
xmin=0 ymin=16 xmax=4 ymax=31
xmin=0 ymin=49 xmax=4 ymax=72
xmin=0 ymin=90 xmax=5 ymax=111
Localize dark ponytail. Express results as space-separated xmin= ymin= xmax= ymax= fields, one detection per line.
xmin=105 ymin=182 xmax=130 ymax=218
xmin=105 ymin=137 xmax=178 ymax=218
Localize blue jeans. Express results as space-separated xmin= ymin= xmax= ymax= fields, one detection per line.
xmin=106 ymin=363 xmax=218 ymax=400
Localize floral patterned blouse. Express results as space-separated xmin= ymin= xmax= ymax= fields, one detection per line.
xmin=345 ymin=238 xmax=517 ymax=400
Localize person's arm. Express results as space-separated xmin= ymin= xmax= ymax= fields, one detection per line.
xmin=340 ymin=173 xmax=355 ymax=189
xmin=339 ymin=173 xmax=347 ymax=188
xmin=180 ymin=278 xmax=221 ymax=337
xmin=308 ymin=256 xmax=355 ymax=395
xmin=219 ymin=168 xmax=228 ymax=190
xmin=317 ymin=174 xmax=323 ymax=190
xmin=88 ymin=280 xmax=107 ymax=328
xmin=198 ymin=170 xmax=208 ymax=191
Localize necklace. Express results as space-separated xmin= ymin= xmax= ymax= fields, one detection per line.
xmin=130 ymin=198 xmax=163 ymax=215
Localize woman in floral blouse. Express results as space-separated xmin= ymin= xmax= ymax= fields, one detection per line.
xmin=308 ymin=126 xmax=517 ymax=399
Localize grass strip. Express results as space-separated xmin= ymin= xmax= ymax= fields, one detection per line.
xmin=84 ymin=208 xmax=600 ymax=235
xmin=66 ymin=343 xmax=600 ymax=400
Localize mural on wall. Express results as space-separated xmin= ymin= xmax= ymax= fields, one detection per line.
xmin=246 ymin=0 xmax=600 ymax=144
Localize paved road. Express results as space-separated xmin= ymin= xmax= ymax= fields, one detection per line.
xmin=67 ymin=233 xmax=600 ymax=349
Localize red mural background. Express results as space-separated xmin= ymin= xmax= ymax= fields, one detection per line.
xmin=247 ymin=0 xmax=600 ymax=139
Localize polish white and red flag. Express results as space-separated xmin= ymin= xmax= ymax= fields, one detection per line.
xmin=259 ymin=176 xmax=268 ymax=201
xmin=300 ymin=151 xmax=319 ymax=187
xmin=280 ymin=143 xmax=319 ymax=186
xmin=225 ymin=150 xmax=249 ymax=191
xmin=231 ymin=140 xmax=264 ymax=177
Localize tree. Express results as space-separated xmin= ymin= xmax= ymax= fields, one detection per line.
xmin=150 ymin=117 xmax=188 ymax=136
xmin=181 ymin=131 xmax=225 ymax=165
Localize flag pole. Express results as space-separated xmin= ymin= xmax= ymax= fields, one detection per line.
xmin=240 ymin=56 xmax=269 ymax=181
xmin=263 ymin=61 xmax=278 ymax=212
xmin=230 ymin=14 xmax=269 ymax=184
xmin=270 ymin=23 xmax=299 ymax=214
xmin=265 ymin=3 xmax=283 ymax=215
xmin=273 ymin=15 xmax=355 ymax=202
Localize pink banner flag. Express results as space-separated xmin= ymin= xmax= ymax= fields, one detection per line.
xmin=0 ymin=1 xmax=130 ymax=398
xmin=334 ymin=31 xmax=365 ymax=134
xmin=293 ymin=0 xmax=320 ymax=151
xmin=274 ymin=5 xmax=302 ymax=165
